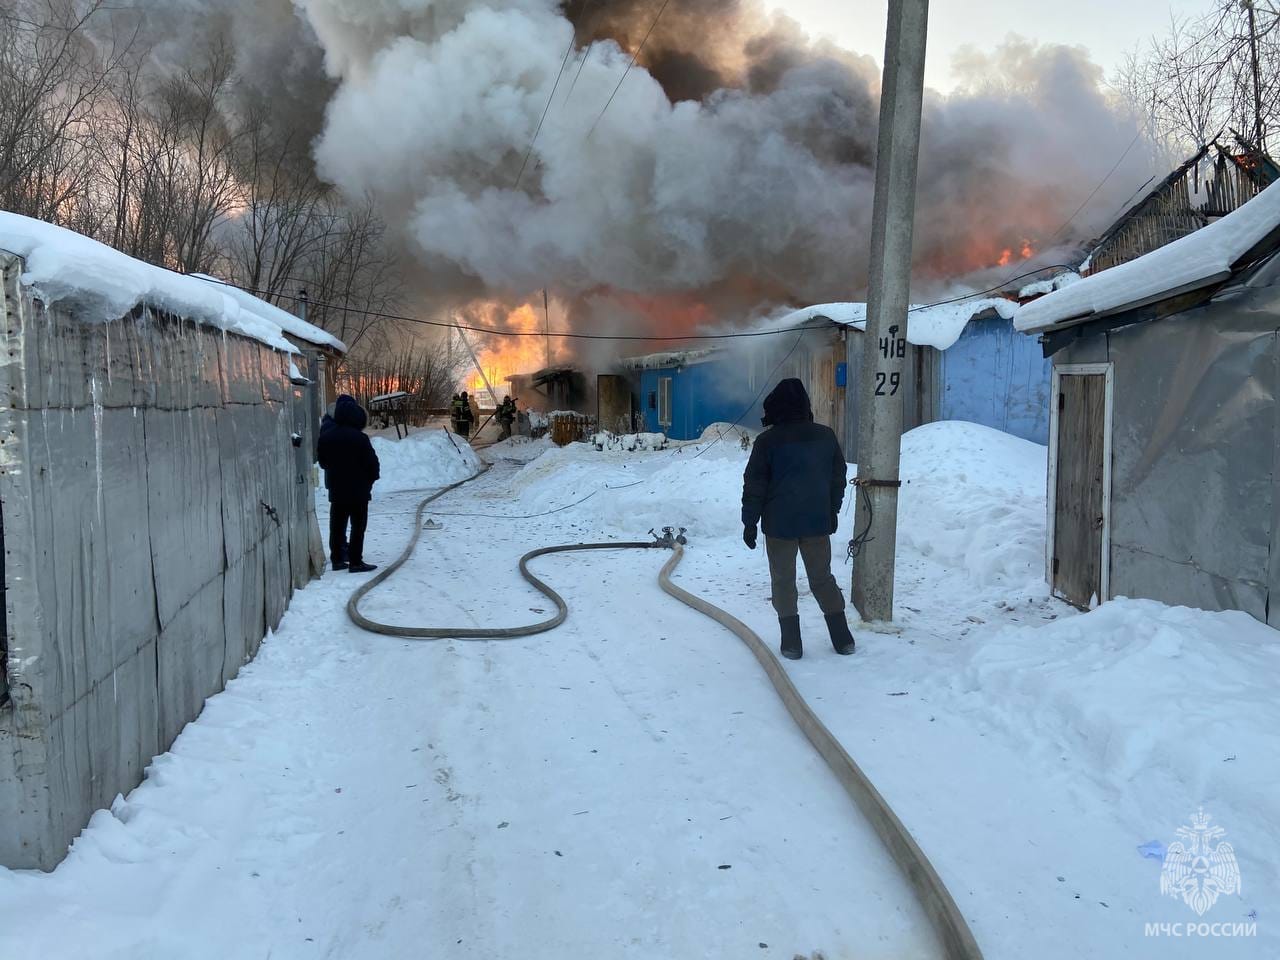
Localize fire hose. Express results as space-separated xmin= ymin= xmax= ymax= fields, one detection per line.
xmin=346 ymin=473 xmax=983 ymax=960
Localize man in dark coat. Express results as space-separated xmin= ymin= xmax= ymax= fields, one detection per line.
xmin=741 ymin=378 xmax=855 ymax=659
xmin=317 ymin=412 xmax=348 ymax=564
xmin=317 ymin=394 xmax=381 ymax=574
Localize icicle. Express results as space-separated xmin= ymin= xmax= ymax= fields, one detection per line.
xmin=91 ymin=373 xmax=104 ymax=526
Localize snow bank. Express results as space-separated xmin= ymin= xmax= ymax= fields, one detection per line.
xmin=0 ymin=212 xmax=343 ymax=354
xmin=1016 ymin=180 xmax=1280 ymax=332
xmin=947 ymin=598 xmax=1280 ymax=868
xmin=897 ymin=422 xmax=1049 ymax=592
xmin=370 ymin=428 xmax=482 ymax=493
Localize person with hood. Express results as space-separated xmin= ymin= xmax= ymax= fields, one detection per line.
xmin=741 ymin=378 xmax=856 ymax=660
xmin=317 ymin=394 xmax=381 ymax=574
xmin=317 ymin=411 xmax=348 ymax=565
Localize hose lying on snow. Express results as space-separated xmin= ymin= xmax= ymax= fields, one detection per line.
xmin=347 ymin=472 xmax=667 ymax=639
xmin=346 ymin=472 xmax=983 ymax=960
xmin=659 ymin=546 xmax=983 ymax=960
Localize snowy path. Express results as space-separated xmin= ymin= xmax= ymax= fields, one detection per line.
xmin=2 ymin=424 xmax=1276 ymax=959
xmin=0 ymin=467 xmax=938 ymax=959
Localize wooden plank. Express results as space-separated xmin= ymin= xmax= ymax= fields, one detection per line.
xmin=1053 ymin=374 xmax=1107 ymax=607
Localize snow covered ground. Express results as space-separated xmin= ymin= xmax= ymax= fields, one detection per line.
xmin=1 ymin=422 xmax=1275 ymax=959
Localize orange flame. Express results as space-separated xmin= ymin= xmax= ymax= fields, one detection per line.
xmin=466 ymin=304 xmax=555 ymax=403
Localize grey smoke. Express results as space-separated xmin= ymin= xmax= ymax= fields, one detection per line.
xmin=117 ymin=0 xmax=1152 ymax=332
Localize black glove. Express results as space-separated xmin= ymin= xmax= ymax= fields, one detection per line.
xmin=743 ymin=525 xmax=758 ymax=550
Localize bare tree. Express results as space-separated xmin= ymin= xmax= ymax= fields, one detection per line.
xmin=0 ymin=1 xmax=136 ymax=221
xmin=1116 ymin=1 xmax=1279 ymax=159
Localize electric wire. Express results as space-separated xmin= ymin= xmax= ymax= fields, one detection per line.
xmin=513 ymin=15 xmax=583 ymax=190
xmin=584 ymin=0 xmax=671 ymax=140
xmin=191 ymin=264 xmax=1070 ymax=344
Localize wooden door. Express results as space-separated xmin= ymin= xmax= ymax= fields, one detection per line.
xmin=1052 ymin=372 xmax=1109 ymax=608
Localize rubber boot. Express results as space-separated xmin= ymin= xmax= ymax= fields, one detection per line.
xmin=779 ymin=616 xmax=802 ymax=660
xmin=825 ymin=612 xmax=856 ymax=656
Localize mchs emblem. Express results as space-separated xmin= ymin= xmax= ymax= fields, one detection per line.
xmin=1160 ymin=809 xmax=1242 ymax=917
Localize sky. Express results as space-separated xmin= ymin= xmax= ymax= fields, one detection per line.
xmin=777 ymin=0 xmax=1210 ymax=92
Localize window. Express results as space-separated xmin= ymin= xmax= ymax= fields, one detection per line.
xmin=658 ymin=377 xmax=673 ymax=428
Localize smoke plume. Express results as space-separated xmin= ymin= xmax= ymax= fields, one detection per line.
xmin=122 ymin=0 xmax=1152 ymax=340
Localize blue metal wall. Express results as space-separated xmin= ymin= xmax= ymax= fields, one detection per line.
xmin=939 ymin=317 xmax=1051 ymax=443
xmin=638 ymin=360 xmax=761 ymax=440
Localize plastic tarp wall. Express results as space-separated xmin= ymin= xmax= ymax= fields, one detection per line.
xmin=0 ymin=252 xmax=323 ymax=869
xmin=1053 ymin=279 xmax=1280 ymax=623
xmin=940 ymin=318 xmax=1051 ymax=444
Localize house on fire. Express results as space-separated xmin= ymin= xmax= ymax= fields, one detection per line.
xmin=0 ymin=212 xmax=344 ymax=869
xmin=1016 ymin=180 xmax=1280 ymax=621
xmin=1076 ymin=140 xmax=1277 ymax=276
xmin=622 ymin=296 xmax=1053 ymax=454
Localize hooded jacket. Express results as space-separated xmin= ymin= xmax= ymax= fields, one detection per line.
xmin=741 ymin=378 xmax=847 ymax=539
xmin=317 ymin=395 xmax=380 ymax=503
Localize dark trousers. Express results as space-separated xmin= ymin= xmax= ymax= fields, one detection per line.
xmin=330 ymin=499 xmax=369 ymax=565
xmin=454 ymin=421 xmax=471 ymax=437
xmin=765 ymin=535 xmax=845 ymax=618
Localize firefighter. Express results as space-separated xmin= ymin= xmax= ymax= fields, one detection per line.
xmin=452 ymin=391 xmax=475 ymax=437
xmin=496 ymin=395 xmax=517 ymax=440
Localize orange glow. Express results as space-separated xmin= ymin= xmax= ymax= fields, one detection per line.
xmin=996 ymin=248 xmax=1013 ymax=268
xmin=467 ymin=304 xmax=555 ymax=402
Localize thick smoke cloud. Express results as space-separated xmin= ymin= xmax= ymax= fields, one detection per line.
xmin=123 ymin=0 xmax=1152 ymax=334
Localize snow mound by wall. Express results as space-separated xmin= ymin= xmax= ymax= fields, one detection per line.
xmin=0 ymin=212 xmax=344 ymax=353
xmin=947 ymin=598 xmax=1280 ymax=863
xmin=371 ymin=428 xmax=482 ymax=493
xmin=897 ymin=421 xmax=1048 ymax=592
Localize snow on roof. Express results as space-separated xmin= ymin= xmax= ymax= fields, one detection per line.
xmin=1015 ymin=180 xmax=1280 ymax=334
xmin=192 ymin=274 xmax=346 ymax=353
xmin=0 ymin=212 xmax=346 ymax=354
xmin=620 ymin=347 xmax=717 ymax=370
xmin=762 ymin=297 xmax=1018 ymax=351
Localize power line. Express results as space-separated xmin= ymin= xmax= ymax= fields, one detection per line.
xmin=191 ymin=264 xmax=1069 ymax=344
xmin=585 ymin=0 xmax=670 ymax=140
xmin=1041 ymin=126 xmax=1144 ymax=249
xmin=514 ymin=10 xmax=588 ymax=191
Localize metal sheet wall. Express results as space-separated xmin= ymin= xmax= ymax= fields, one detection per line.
xmin=0 ymin=252 xmax=323 ymax=869
xmin=1053 ymin=281 xmax=1280 ymax=623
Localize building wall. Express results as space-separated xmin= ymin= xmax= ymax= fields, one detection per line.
xmin=940 ymin=317 xmax=1052 ymax=444
xmin=638 ymin=360 xmax=759 ymax=439
xmin=1051 ymin=283 xmax=1280 ymax=624
xmin=0 ymin=253 xmax=323 ymax=869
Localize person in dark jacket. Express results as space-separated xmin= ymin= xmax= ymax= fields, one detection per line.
xmin=496 ymin=396 xmax=517 ymax=440
xmin=451 ymin=392 xmax=475 ymax=437
xmin=317 ymin=394 xmax=381 ymax=574
xmin=741 ymin=378 xmax=855 ymax=659
xmin=317 ymin=412 xmax=348 ymax=565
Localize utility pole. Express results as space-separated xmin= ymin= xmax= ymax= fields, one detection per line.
xmin=851 ymin=0 xmax=930 ymax=624
xmin=1244 ymin=0 xmax=1265 ymax=151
